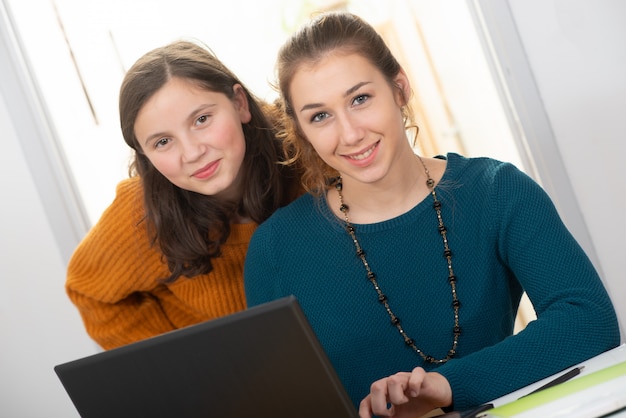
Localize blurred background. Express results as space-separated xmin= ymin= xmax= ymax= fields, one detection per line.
xmin=5 ymin=0 xmax=520 ymax=224
xmin=1 ymin=0 xmax=624 ymax=416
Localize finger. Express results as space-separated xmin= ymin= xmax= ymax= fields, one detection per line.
xmin=367 ymin=378 xmax=392 ymax=415
xmin=406 ymin=367 xmax=426 ymax=398
xmin=358 ymin=395 xmax=374 ymax=418
xmin=387 ymin=374 xmax=411 ymax=404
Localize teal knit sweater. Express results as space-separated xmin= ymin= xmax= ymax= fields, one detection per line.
xmin=244 ymin=153 xmax=620 ymax=410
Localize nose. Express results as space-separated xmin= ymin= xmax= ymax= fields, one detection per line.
xmin=337 ymin=113 xmax=364 ymax=146
xmin=180 ymin=136 xmax=207 ymax=163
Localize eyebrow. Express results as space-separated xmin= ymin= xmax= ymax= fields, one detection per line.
xmin=298 ymin=81 xmax=372 ymax=112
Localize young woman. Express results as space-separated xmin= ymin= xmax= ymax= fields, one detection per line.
xmin=66 ymin=40 xmax=300 ymax=350
xmin=243 ymin=12 xmax=620 ymax=417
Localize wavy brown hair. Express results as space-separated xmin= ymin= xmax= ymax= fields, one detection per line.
xmin=119 ymin=40 xmax=298 ymax=283
xmin=274 ymin=12 xmax=416 ymax=194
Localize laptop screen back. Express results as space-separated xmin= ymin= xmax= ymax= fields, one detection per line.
xmin=54 ymin=296 xmax=358 ymax=418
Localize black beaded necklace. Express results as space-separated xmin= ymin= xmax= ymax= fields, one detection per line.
xmin=335 ymin=156 xmax=460 ymax=364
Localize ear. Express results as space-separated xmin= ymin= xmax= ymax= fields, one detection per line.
xmin=392 ymin=68 xmax=411 ymax=107
xmin=232 ymin=84 xmax=252 ymax=123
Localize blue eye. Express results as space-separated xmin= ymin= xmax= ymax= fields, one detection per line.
xmin=353 ymin=94 xmax=369 ymax=105
xmin=311 ymin=112 xmax=329 ymax=123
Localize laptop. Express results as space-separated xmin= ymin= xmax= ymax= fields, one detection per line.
xmin=54 ymin=295 xmax=358 ymax=418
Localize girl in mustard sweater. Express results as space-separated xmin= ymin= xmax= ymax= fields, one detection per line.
xmin=66 ymin=40 xmax=300 ymax=350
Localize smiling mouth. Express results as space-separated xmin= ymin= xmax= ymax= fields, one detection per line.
xmin=192 ymin=160 xmax=219 ymax=178
xmin=346 ymin=141 xmax=378 ymax=160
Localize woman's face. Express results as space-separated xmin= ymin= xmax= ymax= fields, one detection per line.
xmin=135 ymin=77 xmax=250 ymax=200
xmin=289 ymin=52 xmax=410 ymax=187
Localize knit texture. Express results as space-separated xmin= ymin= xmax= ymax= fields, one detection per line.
xmin=66 ymin=177 xmax=253 ymax=350
xmin=244 ymin=153 xmax=620 ymax=410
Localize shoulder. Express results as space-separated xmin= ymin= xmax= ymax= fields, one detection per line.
xmin=68 ymin=176 xmax=150 ymax=276
xmin=433 ymin=153 xmax=553 ymax=219
xmin=96 ymin=176 xmax=145 ymax=223
xmin=116 ymin=175 xmax=142 ymax=191
xmin=440 ymin=153 xmax=534 ymax=188
xmin=264 ymin=192 xmax=317 ymax=221
xmin=252 ymin=193 xmax=321 ymax=238
xmin=442 ymin=152 xmax=517 ymax=174
xmin=114 ymin=176 xmax=144 ymax=202
xmin=66 ymin=177 xmax=164 ymax=298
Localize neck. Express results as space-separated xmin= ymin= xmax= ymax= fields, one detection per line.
xmin=330 ymin=154 xmax=430 ymax=224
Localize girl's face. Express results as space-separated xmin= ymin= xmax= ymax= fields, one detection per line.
xmin=289 ymin=52 xmax=411 ymax=187
xmin=135 ymin=77 xmax=250 ymax=200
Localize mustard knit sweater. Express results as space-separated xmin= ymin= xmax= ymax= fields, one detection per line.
xmin=66 ymin=177 xmax=255 ymax=350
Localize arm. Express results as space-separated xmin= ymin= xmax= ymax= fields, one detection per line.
xmin=66 ymin=285 xmax=176 ymax=350
xmin=359 ymin=161 xmax=620 ymax=413
xmin=66 ymin=178 xmax=177 ymax=350
xmin=435 ymin=162 xmax=620 ymax=408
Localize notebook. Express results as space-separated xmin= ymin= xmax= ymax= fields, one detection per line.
xmin=54 ymin=295 xmax=358 ymax=418
xmin=482 ymin=360 xmax=626 ymax=418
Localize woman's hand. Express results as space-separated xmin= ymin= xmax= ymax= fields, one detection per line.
xmin=358 ymin=367 xmax=452 ymax=418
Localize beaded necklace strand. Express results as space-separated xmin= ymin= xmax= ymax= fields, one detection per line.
xmin=335 ymin=156 xmax=460 ymax=364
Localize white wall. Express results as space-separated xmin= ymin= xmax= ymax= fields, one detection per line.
xmin=472 ymin=0 xmax=625 ymax=338
xmin=506 ymin=0 xmax=626 ymax=340
xmin=0 ymin=77 xmax=96 ymax=418
xmin=0 ymin=3 xmax=97 ymax=417
xmin=0 ymin=1 xmax=624 ymax=416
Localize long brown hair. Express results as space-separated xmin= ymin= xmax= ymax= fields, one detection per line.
xmin=119 ymin=40 xmax=297 ymax=282
xmin=274 ymin=12 xmax=416 ymax=194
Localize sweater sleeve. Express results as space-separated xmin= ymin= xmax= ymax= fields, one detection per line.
xmin=66 ymin=177 xmax=179 ymax=350
xmin=435 ymin=162 xmax=620 ymax=409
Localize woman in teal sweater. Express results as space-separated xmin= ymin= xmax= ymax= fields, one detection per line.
xmin=244 ymin=12 xmax=620 ymax=417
